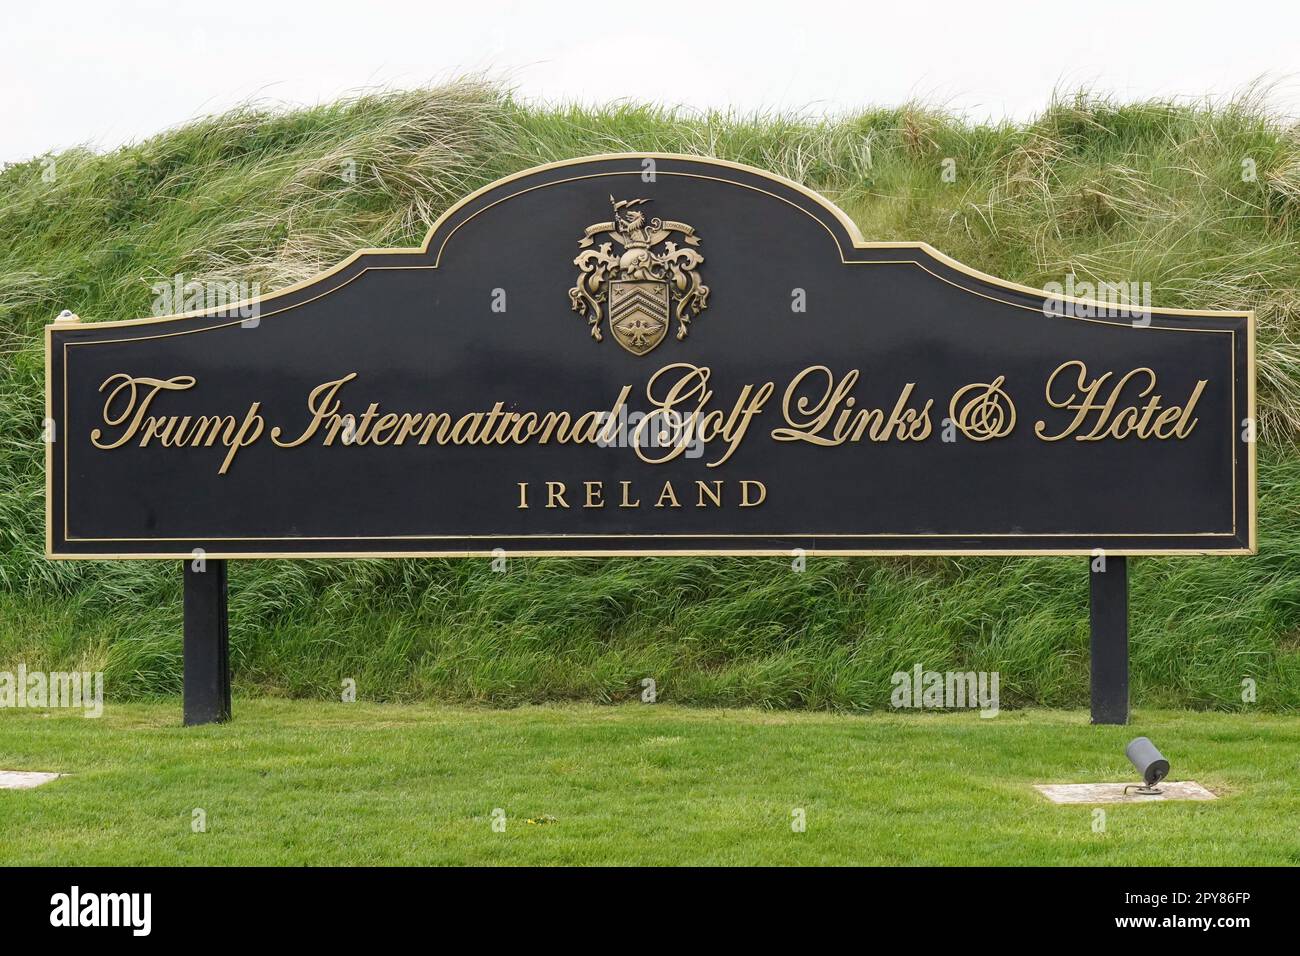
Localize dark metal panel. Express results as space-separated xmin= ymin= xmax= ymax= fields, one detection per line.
xmin=46 ymin=155 xmax=1254 ymax=558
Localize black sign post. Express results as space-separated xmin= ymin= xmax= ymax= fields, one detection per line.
xmin=182 ymin=559 xmax=230 ymax=725
xmin=45 ymin=154 xmax=1254 ymax=725
xmin=1089 ymin=557 xmax=1129 ymax=724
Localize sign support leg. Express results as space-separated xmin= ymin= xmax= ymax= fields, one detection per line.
xmin=183 ymin=559 xmax=231 ymax=726
xmin=1089 ymin=556 xmax=1129 ymax=725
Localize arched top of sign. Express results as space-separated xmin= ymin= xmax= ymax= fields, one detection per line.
xmin=60 ymin=153 xmax=1253 ymax=333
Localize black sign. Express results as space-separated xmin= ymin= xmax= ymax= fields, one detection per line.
xmin=46 ymin=154 xmax=1254 ymax=558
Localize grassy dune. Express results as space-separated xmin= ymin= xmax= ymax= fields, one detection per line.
xmin=2 ymin=82 xmax=1298 ymax=710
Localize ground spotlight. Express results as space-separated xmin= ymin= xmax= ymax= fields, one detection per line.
xmin=1124 ymin=736 xmax=1169 ymax=795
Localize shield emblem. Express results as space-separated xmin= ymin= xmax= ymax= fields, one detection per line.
xmin=608 ymin=280 xmax=670 ymax=356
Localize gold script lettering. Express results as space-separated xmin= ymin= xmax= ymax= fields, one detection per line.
xmin=1034 ymin=361 xmax=1206 ymax=441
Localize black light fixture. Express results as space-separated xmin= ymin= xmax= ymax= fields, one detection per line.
xmin=1124 ymin=737 xmax=1169 ymax=795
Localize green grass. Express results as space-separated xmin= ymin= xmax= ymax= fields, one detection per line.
xmin=0 ymin=701 xmax=1296 ymax=865
xmin=3 ymin=81 xmax=1300 ymax=710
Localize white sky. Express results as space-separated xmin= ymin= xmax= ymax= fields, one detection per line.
xmin=3 ymin=0 xmax=1298 ymax=164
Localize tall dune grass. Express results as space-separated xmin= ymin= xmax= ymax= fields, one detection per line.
xmin=2 ymin=82 xmax=1298 ymax=709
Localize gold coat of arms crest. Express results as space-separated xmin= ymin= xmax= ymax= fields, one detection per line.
xmin=568 ymin=197 xmax=709 ymax=356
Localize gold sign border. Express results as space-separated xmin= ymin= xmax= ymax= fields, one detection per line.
xmin=45 ymin=154 xmax=1256 ymax=559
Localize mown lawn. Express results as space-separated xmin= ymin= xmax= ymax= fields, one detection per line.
xmin=0 ymin=701 xmax=1295 ymax=866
